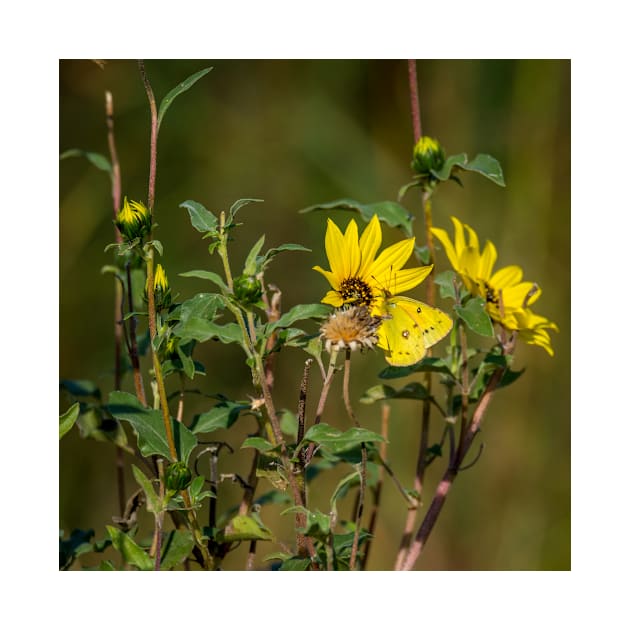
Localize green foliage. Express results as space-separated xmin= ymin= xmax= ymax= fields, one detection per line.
xmin=454 ymin=297 xmax=495 ymax=337
xmin=106 ymin=526 xmax=154 ymax=571
xmin=108 ymin=391 xmax=197 ymax=463
xmin=189 ymin=400 xmax=250 ymax=434
xmin=59 ymin=402 xmax=80 ymax=439
xmin=299 ymin=423 xmax=385 ymax=453
xmin=299 ymin=199 xmax=414 ymax=237
xmin=157 ymin=67 xmax=213 ymax=132
xmin=360 ymin=382 xmax=430 ymax=404
xmin=59 ymin=149 xmax=111 ymax=174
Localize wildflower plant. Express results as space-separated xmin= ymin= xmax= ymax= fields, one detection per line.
xmin=59 ymin=60 xmax=560 ymax=571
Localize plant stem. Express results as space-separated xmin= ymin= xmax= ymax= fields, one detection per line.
xmin=125 ymin=263 xmax=147 ymax=406
xmin=138 ymin=61 xmax=158 ymax=211
xmin=407 ymin=59 xmax=423 ymax=142
xmin=400 ymin=351 xmax=512 ymax=570
xmin=363 ymin=403 xmax=389 ymax=569
xmin=342 ymin=350 xmax=366 ymax=571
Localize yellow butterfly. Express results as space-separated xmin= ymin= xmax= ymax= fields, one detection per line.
xmin=378 ymin=293 xmax=453 ymax=366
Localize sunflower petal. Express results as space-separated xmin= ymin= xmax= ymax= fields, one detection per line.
xmin=325 ymin=218 xmax=349 ymax=279
xmin=390 ymin=265 xmax=433 ymax=293
xmin=313 ymin=265 xmax=339 ymax=290
xmin=358 ymin=214 xmax=382 ymax=275
xmin=431 ymin=226 xmax=460 ymax=272
xmin=464 ymin=223 xmax=480 ymax=251
xmin=344 ymin=219 xmax=361 ymax=277
xmin=369 ymin=238 xmax=415 ymax=286
xmin=478 ymin=240 xmax=497 ymax=280
xmin=452 ymin=216 xmax=466 ymax=258
xmin=491 ymin=265 xmax=523 ymax=288
xmin=321 ymin=290 xmax=344 ymax=307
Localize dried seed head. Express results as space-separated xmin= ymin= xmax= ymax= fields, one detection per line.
xmin=320 ymin=305 xmax=381 ymax=353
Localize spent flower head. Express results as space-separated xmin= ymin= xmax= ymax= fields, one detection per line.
xmin=115 ymin=196 xmax=152 ymax=241
xmin=320 ymin=305 xmax=381 ymax=353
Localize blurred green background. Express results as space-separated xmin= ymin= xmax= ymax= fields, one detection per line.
xmin=59 ymin=59 xmax=570 ymax=570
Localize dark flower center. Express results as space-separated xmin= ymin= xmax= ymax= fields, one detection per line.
xmin=340 ymin=277 xmax=374 ymax=307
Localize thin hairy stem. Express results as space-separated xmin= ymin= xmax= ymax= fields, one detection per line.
xmin=125 ymin=264 xmax=147 ymax=405
xmin=138 ymin=61 xmax=158 ymax=212
xmin=176 ymin=373 xmax=186 ymax=423
xmin=407 ymin=60 xmax=423 ymax=142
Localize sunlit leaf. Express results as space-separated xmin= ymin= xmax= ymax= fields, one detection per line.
xmin=106 ymin=526 xmax=153 ymax=571
xmin=241 ymin=437 xmax=276 ymax=452
xmin=266 ymin=303 xmax=330 ymax=333
xmin=179 ymin=270 xmax=228 ymax=292
xmin=59 ymin=402 xmax=80 ymax=439
xmin=157 ymin=67 xmax=212 ymax=131
xmin=454 ymin=297 xmax=494 ymax=337
xmin=180 ymin=200 xmax=218 ymax=233
xmin=159 ymin=530 xmax=195 ymax=570
xmin=218 ymin=515 xmax=274 ymax=543
xmin=379 ymin=357 xmax=453 ymax=380
xmin=173 ymin=318 xmax=242 ymax=345
xmin=300 ymin=423 xmax=385 ymax=453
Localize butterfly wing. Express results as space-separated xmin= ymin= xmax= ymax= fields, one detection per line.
xmin=379 ymin=296 xmax=453 ymax=366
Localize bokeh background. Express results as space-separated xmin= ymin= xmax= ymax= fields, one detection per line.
xmin=59 ymin=59 xmax=570 ymax=570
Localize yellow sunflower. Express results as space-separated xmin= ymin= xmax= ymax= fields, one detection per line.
xmin=431 ymin=216 xmax=558 ymax=354
xmin=313 ymin=214 xmax=432 ymax=316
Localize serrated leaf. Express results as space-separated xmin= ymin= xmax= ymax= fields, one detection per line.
xmin=243 ymin=234 xmax=266 ymax=276
xmin=241 ymin=437 xmax=276 ymax=452
xmin=180 ymin=200 xmax=218 ymax=233
xmin=299 ymin=199 xmax=414 ymax=237
xmin=157 ymin=67 xmax=212 ymax=131
xmin=266 ymin=303 xmax=330 ymax=333
xmin=360 ymin=382 xmax=430 ymax=404
xmin=59 ymin=402 xmax=80 ymax=439
xmin=108 ymin=391 xmax=197 ymax=463
xmin=300 ymin=423 xmax=385 ymax=453
xmin=159 ymin=530 xmax=195 ymax=570
xmin=60 ymin=149 xmax=112 ymax=173
xmin=190 ymin=400 xmax=250 ymax=434
xmin=454 ymin=297 xmax=494 ymax=337
xmin=219 ymin=515 xmax=273 ymax=543
xmin=179 ymin=270 xmax=228 ymax=291
xmin=106 ymin=526 xmax=153 ymax=571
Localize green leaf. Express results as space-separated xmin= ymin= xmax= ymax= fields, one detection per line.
xmin=106 ymin=526 xmax=153 ymax=571
xmin=108 ymin=391 xmax=197 ymax=463
xmin=131 ymin=465 xmax=161 ymax=514
xmin=243 ymin=234 xmax=266 ymax=276
xmin=179 ymin=270 xmax=228 ymax=291
xmin=459 ymin=153 xmax=505 ymax=187
xmin=431 ymin=152 xmax=505 ymax=187
xmin=157 ymin=67 xmax=212 ymax=131
xmin=227 ymin=198 xmax=264 ymax=224
xmin=279 ymin=409 xmax=298 ymax=440
xmin=159 ymin=530 xmax=195 ymax=570
xmin=414 ymin=245 xmax=431 ymax=265
xmin=282 ymin=506 xmax=331 ymax=540
xmin=299 ymin=199 xmax=414 ymax=237
xmin=219 ymin=515 xmax=274 ymax=543
xmin=300 ymin=423 xmax=385 ymax=453
xmin=172 ymin=293 xmax=225 ymax=323
xmin=60 ymin=379 xmax=101 ymax=399
xmin=59 ymin=529 xmax=96 ymax=570
xmin=60 ymin=149 xmax=112 ymax=173
xmin=59 ymin=402 xmax=80 ymax=439
xmin=173 ymin=318 xmax=242 ymax=345
xmin=241 ymin=437 xmax=276 ymax=452
xmin=431 ymin=153 xmax=468 ymax=181
xmin=190 ymin=400 xmax=250 ymax=434
xmin=360 ymin=382 xmax=430 ymax=404
xmin=330 ymin=470 xmax=360 ymax=516
xmin=454 ymin=297 xmax=494 ymax=337
xmin=180 ymin=200 xmax=218 ymax=233
xmin=266 ymin=303 xmax=330 ymax=333
xmin=175 ymin=343 xmax=195 ymax=379
xmin=379 ymin=357 xmax=453 ymax=379
xmin=261 ymin=244 xmax=311 ymax=271
xmin=278 ymin=557 xmax=312 ymax=571
xmin=434 ymin=270 xmax=458 ymax=300
xmin=76 ymin=408 xmax=131 ymax=452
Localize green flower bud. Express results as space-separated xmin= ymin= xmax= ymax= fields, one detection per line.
xmin=165 ymin=462 xmax=192 ymax=493
xmin=411 ymin=136 xmax=445 ymax=176
xmin=115 ymin=197 xmax=152 ymax=241
xmin=233 ymin=274 xmax=263 ymax=306
xmin=145 ymin=263 xmax=172 ymax=310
